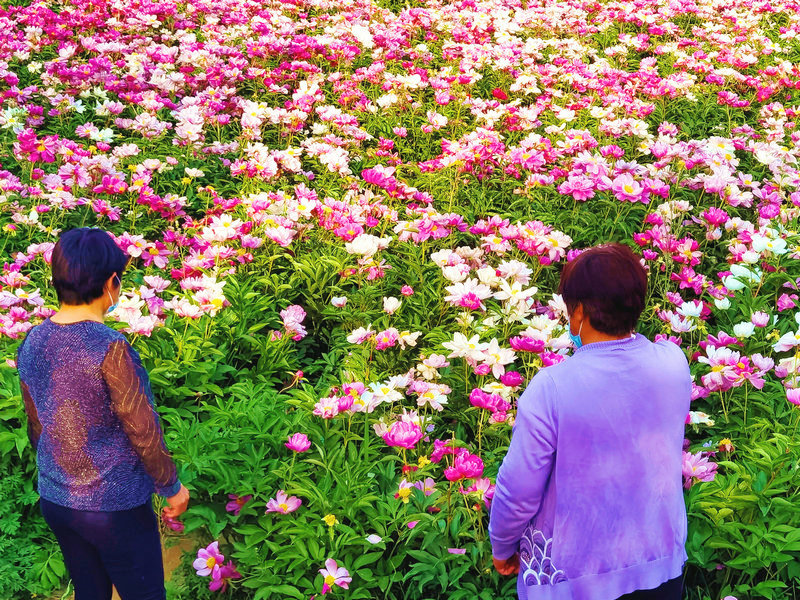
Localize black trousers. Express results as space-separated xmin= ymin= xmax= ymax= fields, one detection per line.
xmin=40 ymin=497 xmax=166 ymax=600
xmin=616 ymin=575 xmax=683 ymax=600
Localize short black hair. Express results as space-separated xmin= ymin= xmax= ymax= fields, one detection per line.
xmin=51 ymin=228 xmax=128 ymax=305
xmin=558 ymin=243 xmax=647 ymax=336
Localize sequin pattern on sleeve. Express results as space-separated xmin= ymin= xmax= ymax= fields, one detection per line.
xmin=101 ymin=339 xmax=180 ymax=497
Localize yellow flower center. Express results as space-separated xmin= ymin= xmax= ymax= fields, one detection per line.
xmin=279 ymin=503 xmax=288 ymax=511
xmin=206 ymin=557 xmax=217 ymax=568
xmin=325 ymin=574 xmax=336 ymax=586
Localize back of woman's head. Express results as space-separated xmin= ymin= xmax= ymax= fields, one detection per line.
xmin=51 ymin=228 xmax=127 ymax=305
xmin=558 ymin=243 xmax=647 ymax=336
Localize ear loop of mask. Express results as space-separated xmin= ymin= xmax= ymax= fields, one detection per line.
xmin=568 ymin=316 xmax=584 ymax=349
xmin=106 ymin=275 xmax=120 ymax=313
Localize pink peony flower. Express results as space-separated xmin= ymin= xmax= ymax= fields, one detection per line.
xmin=193 ymin=542 xmax=224 ymax=578
xmin=162 ymin=514 xmax=184 ymax=532
xmin=777 ymin=293 xmax=798 ymax=312
xmin=401 ymin=285 xmax=414 ymax=296
xmin=500 ymin=371 xmax=524 ymax=387
xmin=209 ymin=560 xmax=241 ymax=592
xmin=509 ymin=336 xmax=545 ymax=353
xmin=444 ymin=449 xmax=484 ymax=481
xmin=319 ymin=558 xmax=351 ymax=595
xmin=265 ymin=490 xmax=302 ymax=514
xmin=225 ymin=494 xmax=252 ymax=516
xmin=285 ymin=432 xmax=312 ymax=452
xmin=383 ymin=421 xmax=424 ymax=449
xmin=787 ymin=388 xmax=800 ymax=406
xmin=374 ymin=327 xmax=399 ymax=350
xmin=681 ymin=451 xmax=718 ymax=489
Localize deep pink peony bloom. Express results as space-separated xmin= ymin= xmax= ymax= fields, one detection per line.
xmin=225 ymin=494 xmax=253 ymax=516
xmin=209 ymin=560 xmax=241 ymax=592
xmin=383 ymin=421 xmax=423 ymax=449
xmin=787 ymin=388 xmax=800 ymax=406
xmin=444 ymin=449 xmax=484 ymax=481
xmin=509 ymin=336 xmax=545 ymax=353
xmin=500 ymin=371 xmax=524 ymax=387
xmin=469 ymin=388 xmax=510 ymax=413
xmin=430 ymin=438 xmax=460 ymax=463
xmin=162 ymin=514 xmax=184 ymax=532
xmin=285 ymin=432 xmax=312 ymax=452
xmin=777 ymin=293 xmax=798 ymax=312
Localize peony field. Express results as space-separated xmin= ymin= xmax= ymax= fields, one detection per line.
xmin=0 ymin=0 xmax=799 ymax=598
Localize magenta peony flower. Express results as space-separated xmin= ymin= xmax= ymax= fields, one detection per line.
xmin=469 ymin=388 xmax=510 ymax=414
xmin=265 ymin=490 xmax=302 ymax=514
xmin=285 ymin=432 xmax=312 ymax=452
xmin=319 ymin=558 xmax=352 ymax=595
xmin=383 ymin=421 xmax=423 ymax=449
xmin=787 ymin=388 xmax=800 ymax=406
xmin=777 ymin=293 xmax=798 ymax=311
xmin=681 ymin=451 xmax=718 ymax=489
xmin=209 ymin=560 xmax=241 ymax=592
xmin=444 ymin=449 xmax=484 ymax=481
xmin=225 ymin=494 xmax=253 ymax=516
xmin=500 ymin=371 xmax=524 ymax=387
xmin=162 ymin=514 xmax=184 ymax=532
xmin=193 ymin=542 xmax=224 ymax=578
xmin=509 ymin=336 xmax=545 ymax=353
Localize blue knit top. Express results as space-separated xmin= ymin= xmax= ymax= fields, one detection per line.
xmin=17 ymin=318 xmax=181 ymax=511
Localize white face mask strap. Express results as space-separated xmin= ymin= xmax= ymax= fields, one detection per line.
xmin=578 ymin=319 xmax=584 ymax=337
xmin=107 ymin=275 xmax=119 ymax=306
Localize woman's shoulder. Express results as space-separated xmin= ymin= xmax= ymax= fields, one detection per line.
xmin=37 ymin=318 xmax=129 ymax=349
xmin=651 ymin=337 xmax=690 ymax=367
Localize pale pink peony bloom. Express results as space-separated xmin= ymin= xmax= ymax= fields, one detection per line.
xmin=193 ymin=541 xmax=224 ymax=578
xmin=265 ymin=490 xmax=302 ymax=514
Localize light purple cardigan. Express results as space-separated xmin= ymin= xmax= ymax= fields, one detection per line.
xmin=489 ymin=334 xmax=690 ymax=600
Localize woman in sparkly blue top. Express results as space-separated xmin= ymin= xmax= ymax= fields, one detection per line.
xmin=17 ymin=227 xmax=190 ymax=600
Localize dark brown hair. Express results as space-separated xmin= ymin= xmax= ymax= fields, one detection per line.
xmin=558 ymin=243 xmax=647 ymax=336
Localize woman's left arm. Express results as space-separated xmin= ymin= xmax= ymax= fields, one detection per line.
xmin=20 ymin=380 xmax=42 ymax=451
xmin=101 ymin=339 xmax=182 ymax=498
xmin=488 ymin=371 xmax=558 ymax=560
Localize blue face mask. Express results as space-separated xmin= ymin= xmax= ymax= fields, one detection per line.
xmin=568 ymin=319 xmax=583 ymax=348
xmin=106 ymin=275 xmax=120 ymax=313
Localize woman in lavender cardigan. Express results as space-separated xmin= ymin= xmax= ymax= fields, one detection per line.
xmin=489 ymin=243 xmax=690 ymax=600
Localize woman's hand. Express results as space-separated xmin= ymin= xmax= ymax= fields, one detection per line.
xmin=163 ymin=484 xmax=190 ymax=518
xmin=493 ymin=553 xmax=520 ymax=576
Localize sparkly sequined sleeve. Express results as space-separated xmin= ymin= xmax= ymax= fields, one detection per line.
xmin=20 ymin=380 xmax=42 ymax=451
xmin=101 ymin=339 xmax=181 ymax=498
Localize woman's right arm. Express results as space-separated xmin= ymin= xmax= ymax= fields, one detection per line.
xmin=20 ymin=380 xmax=42 ymax=451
